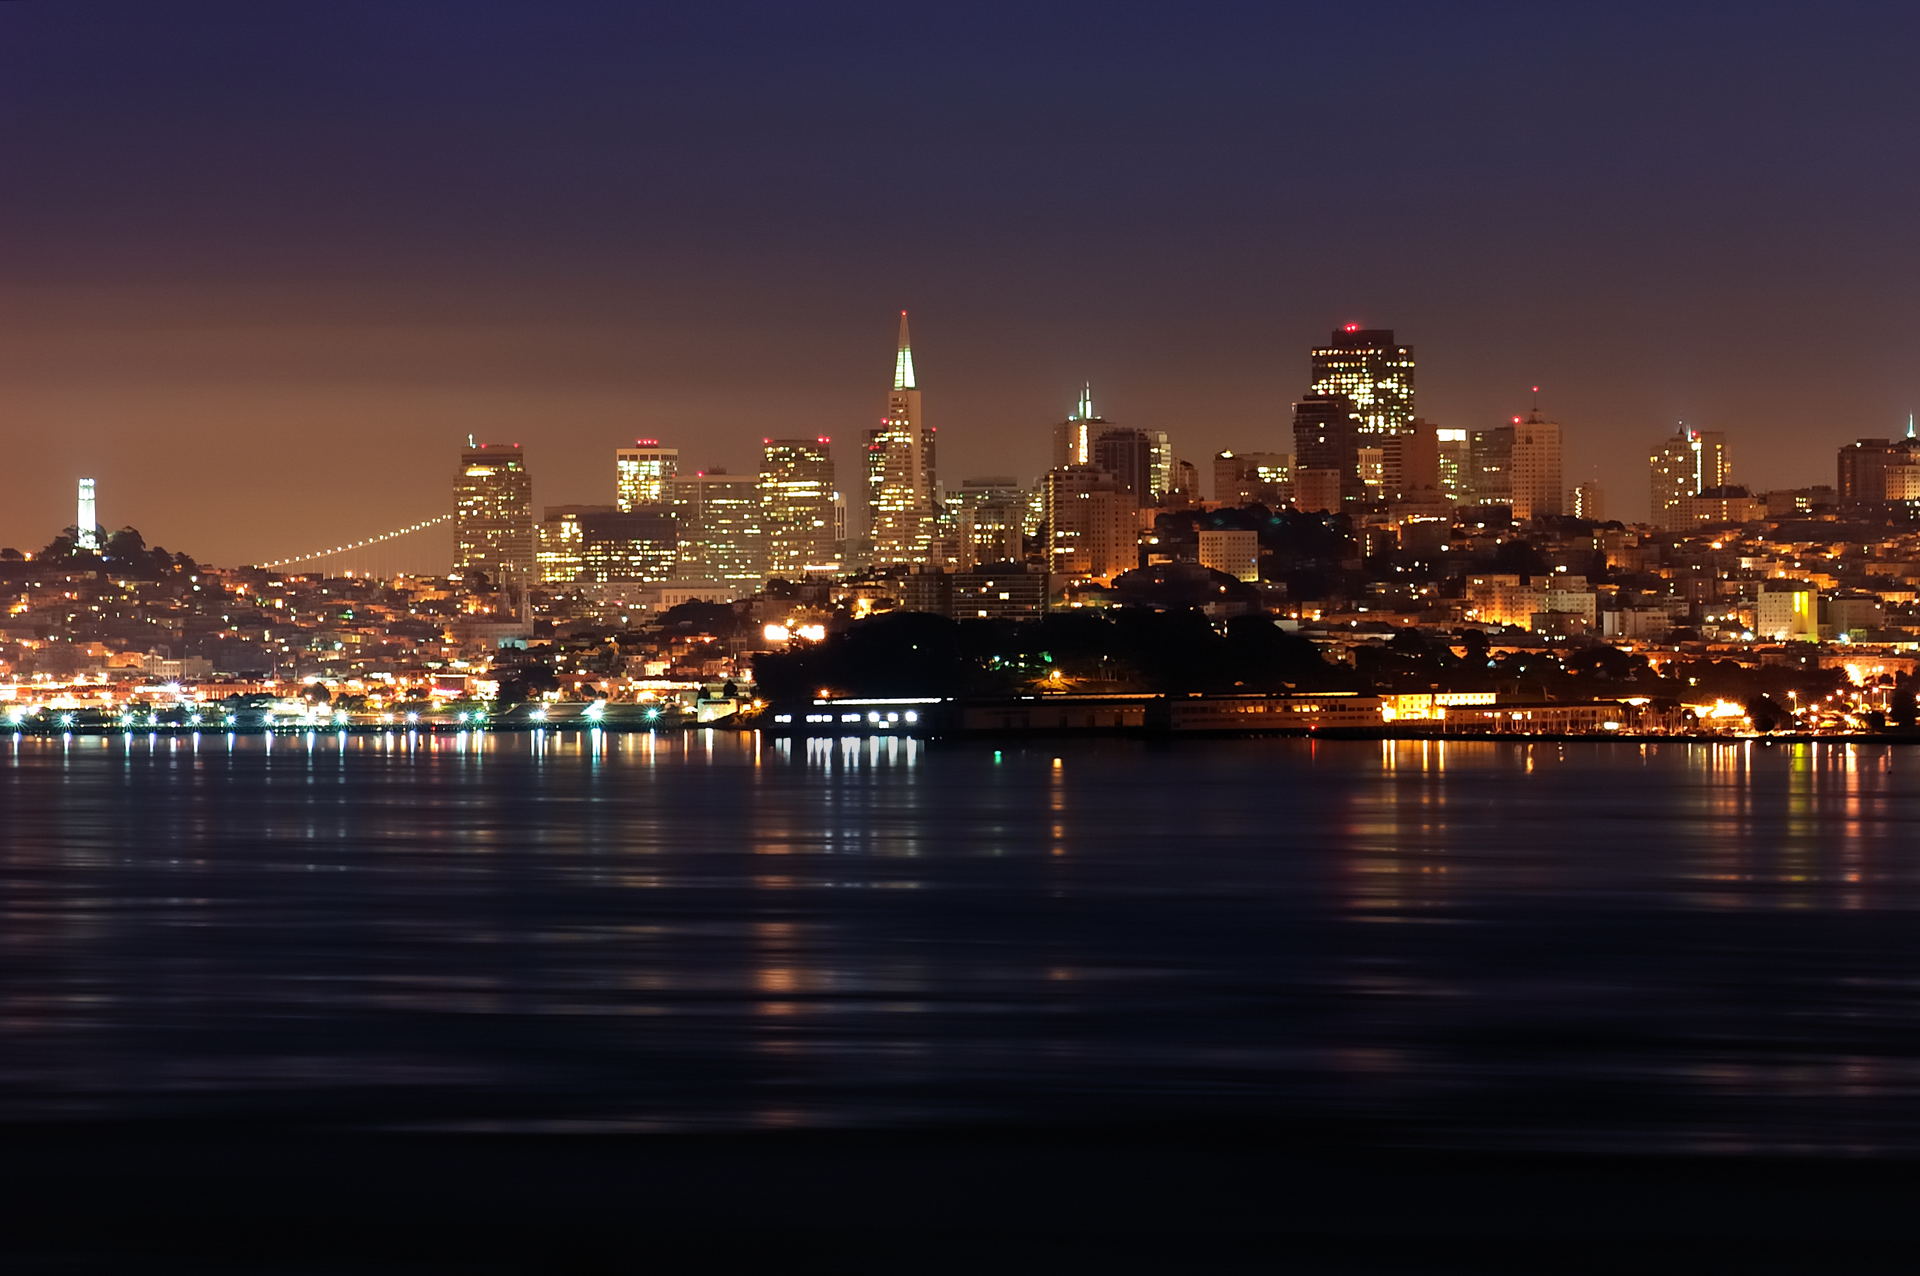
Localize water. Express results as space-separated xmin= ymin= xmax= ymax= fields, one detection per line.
xmin=5 ymin=730 xmax=1920 ymax=1158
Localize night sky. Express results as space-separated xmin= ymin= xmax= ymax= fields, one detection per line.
xmin=5 ymin=0 xmax=1918 ymax=566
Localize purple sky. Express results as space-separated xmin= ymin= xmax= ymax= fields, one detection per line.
xmin=4 ymin=0 xmax=1919 ymax=565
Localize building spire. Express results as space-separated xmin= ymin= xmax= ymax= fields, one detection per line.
xmin=892 ymin=310 xmax=915 ymax=391
xmin=1907 ymin=412 xmax=1915 ymax=441
xmin=1075 ymin=381 xmax=1095 ymax=421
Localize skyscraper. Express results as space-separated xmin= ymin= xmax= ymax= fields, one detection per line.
xmin=1309 ymin=326 xmax=1415 ymax=435
xmin=615 ymin=441 xmax=678 ymax=511
xmin=1471 ymin=410 xmax=1562 ymax=520
xmin=1092 ymin=428 xmax=1156 ymax=507
xmin=868 ymin=311 xmax=937 ymax=564
xmin=1053 ymin=383 xmax=1103 ymax=469
xmin=945 ymin=477 xmax=1027 ymax=569
xmin=1290 ymin=394 xmax=1365 ymax=511
xmin=1045 ymin=465 xmax=1137 ymax=582
xmin=670 ymin=470 xmax=766 ymax=596
xmin=454 ymin=443 xmax=534 ymax=590
xmin=1435 ymin=427 xmax=1472 ymax=504
xmin=1650 ymin=428 xmax=1730 ymax=528
xmin=1508 ymin=409 xmax=1563 ymax=521
xmin=1571 ymin=481 xmax=1606 ymax=521
xmin=761 ymin=437 xmax=837 ymax=579
xmin=1144 ymin=430 xmax=1175 ymax=504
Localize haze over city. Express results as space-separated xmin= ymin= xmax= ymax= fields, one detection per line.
xmin=6 ymin=0 xmax=1920 ymax=567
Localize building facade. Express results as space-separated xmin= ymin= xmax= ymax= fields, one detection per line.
xmin=670 ymin=470 xmax=765 ymax=595
xmin=1213 ymin=451 xmax=1290 ymax=506
xmin=1044 ymin=465 xmax=1138 ymax=583
xmin=1291 ymin=394 xmax=1364 ymax=511
xmin=760 ymin=437 xmax=837 ymax=579
xmin=868 ymin=312 xmax=938 ymax=564
xmin=1308 ymin=325 xmax=1415 ymax=435
xmin=1651 ymin=428 xmax=1730 ymax=529
xmin=615 ymin=441 xmax=678 ymax=511
xmin=454 ymin=443 xmax=534 ymax=590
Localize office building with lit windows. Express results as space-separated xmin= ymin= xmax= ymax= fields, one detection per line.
xmin=761 ymin=437 xmax=837 ymax=579
xmin=1435 ymin=427 xmax=1472 ymax=503
xmin=670 ymin=470 xmax=766 ymax=595
xmin=615 ymin=441 xmax=678 ymax=511
xmin=535 ymin=504 xmax=606 ymax=585
xmin=1309 ymin=326 xmax=1415 ymax=435
xmin=454 ymin=443 xmax=535 ymax=589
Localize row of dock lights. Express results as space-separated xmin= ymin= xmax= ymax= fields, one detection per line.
xmin=7 ymin=701 xmax=661 ymax=731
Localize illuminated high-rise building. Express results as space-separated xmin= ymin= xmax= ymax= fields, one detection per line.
xmin=1044 ymin=464 xmax=1137 ymax=582
xmin=75 ymin=478 xmax=99 ymax=551
xmin=1651 ymin=428 xmax=1730 ymax=528
xmin=1144 ymin=430 xmax=1174 ymax=503
xmin=670 ymin=470 xmax=766 ymax=595
xmin=868 ymin=311 xmax=937 ymax=564
xmin=454 ymin=443 xmax=534 ymax=589
xmin=1435 ymin=427 xmax=1472 ymax=504
xmin=615 ymin=441 xmax=678 ymax=511
xmin=539 ymin=504 xmax=676 ymax=584
xmin=1309 ymin=326 xmax=1415 ymax=435
xmin=761 ymin=437 xmax=837 ymax=579
xmin=1052 ymin=383 xmax=1103 ymax=469
xmin=579 ymin=510 xmax=677 ymax=583
xmin=535 ymin=504 xmax=607 ymax=585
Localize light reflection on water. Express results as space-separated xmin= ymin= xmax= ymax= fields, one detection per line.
xmin=6 ymin=731 xmax=1920 ymax=1151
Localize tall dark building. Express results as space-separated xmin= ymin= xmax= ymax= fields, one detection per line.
xmin=1309 ymin=326 xmax=1415 ymax=435
xmin=1838 ymin=423 xmax=1920 ymax=507
xmin=1092 ymin=428 xmax=1155 ymax=507
xmin=1290 ymin=394 xmax=1364 ymax=511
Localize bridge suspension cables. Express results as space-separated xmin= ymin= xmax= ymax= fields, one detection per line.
xmin=255 ymin=512 xmax=453 ymax=573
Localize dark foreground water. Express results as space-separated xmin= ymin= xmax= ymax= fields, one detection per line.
xmin=5 ymin=729 xmax=1919 ymax=1159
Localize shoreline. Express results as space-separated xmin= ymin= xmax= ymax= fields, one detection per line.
xmin=4 ymin=722 xmax=1916 ymax=746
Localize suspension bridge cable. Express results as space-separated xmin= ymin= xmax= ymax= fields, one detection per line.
xmin=256 ymin=512 xmax=453 ymax=569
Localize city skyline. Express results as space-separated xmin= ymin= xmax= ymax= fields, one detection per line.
xmin=9 ymin=3 xmax=1920 ymax=565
